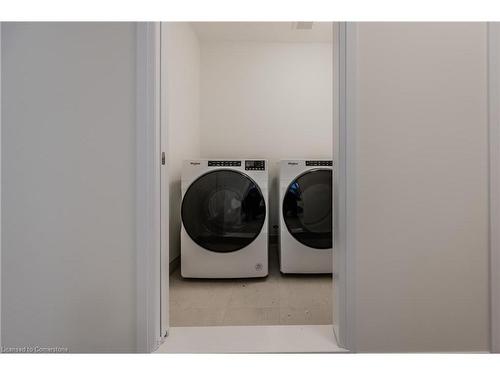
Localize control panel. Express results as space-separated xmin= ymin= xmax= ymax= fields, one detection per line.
xmin=208 ymin=160 xmax=242 ymax=167
xmin=306 ymin=160 xmax=333 ymax=167
xmin=245 ymin=160 xmax=266 ymax=171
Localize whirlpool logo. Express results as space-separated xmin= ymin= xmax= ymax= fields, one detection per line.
xmin=288 ymin=162 xmax=299 ymax=165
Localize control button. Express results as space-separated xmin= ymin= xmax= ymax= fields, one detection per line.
xmin=306 ymin=160 xmax=333 ymax=167
xmin=209 ymin=160 xmax=242 ymax=167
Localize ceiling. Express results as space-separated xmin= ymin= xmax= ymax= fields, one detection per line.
xmin=190 ymin=22 xmax=333 ymax=43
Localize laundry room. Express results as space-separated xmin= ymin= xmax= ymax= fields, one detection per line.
xmin=164 ymin=22 xmax=334 ymax=328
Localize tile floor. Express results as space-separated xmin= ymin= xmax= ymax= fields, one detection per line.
xmin=169 ymin=243 xmax=333 ymax=327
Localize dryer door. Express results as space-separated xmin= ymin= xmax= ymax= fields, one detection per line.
xmin=182 ymin=170 xmax=266 ymax=253
xmin=283 ymin=169 xmax=332 ymax=249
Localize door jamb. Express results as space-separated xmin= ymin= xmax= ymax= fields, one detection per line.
xmin=488 ymin=22 xmax=500 ymax=353
xmin=136 ymin=22 xmax=163 ymax=353
xmin=159 ymin=22 xmax=169 ymax=341
xmin=333 ymin=22 xmax=357 ymax=352
xmin=0 ymin=22 xmax=3 ymax=351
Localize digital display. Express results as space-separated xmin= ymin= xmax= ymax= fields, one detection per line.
xmin=245 ymin=160 xmax=265 ymax=170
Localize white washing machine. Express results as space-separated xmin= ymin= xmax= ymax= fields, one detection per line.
xmin=181 ymin=159 xmax=268 ymax=278
xmin=279 ymin=159 xmax=333 ymax=274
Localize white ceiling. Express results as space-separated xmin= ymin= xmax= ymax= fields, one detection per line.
xmin=190 ymin=22 xmax=333 ymax=43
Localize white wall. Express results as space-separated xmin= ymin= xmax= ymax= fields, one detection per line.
xmin=200 ymin=41 xmax=333 ymax=234
xmin=1 ymin=23 xmax=137 ymax=352
xmin=164 ymin=23 xmax=201 ymax=262
xmin=352 ymin=23 xmax=489 ymax=352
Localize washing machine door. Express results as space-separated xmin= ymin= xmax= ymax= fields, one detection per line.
xmin=283 ymin=169 xmax=332 ymax=249
xmin=182 ymin=170 xmax=266 ymax=253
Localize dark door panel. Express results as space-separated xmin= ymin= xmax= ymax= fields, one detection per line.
xmin=283 ymin=169 xmax=332 ymax=249
xmin=182 ymin=170 xmax=266 ymax=253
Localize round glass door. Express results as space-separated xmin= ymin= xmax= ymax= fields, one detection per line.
xmin=181 ymin=170 xmax=266 ymax=253
xmin=282 ymin=169 xmax=332 ymax=249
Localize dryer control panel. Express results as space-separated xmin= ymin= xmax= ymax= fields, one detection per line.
xmin=245 ymin=160 xmax=266 ymax=171
xmin=208 ymin=160 xmax=242 ymax=167
xmin=306 ymin=160 xmax=332 ymax=167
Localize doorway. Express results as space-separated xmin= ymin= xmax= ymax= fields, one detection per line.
xmin=150 ymin=23 xmax=350 ymax=351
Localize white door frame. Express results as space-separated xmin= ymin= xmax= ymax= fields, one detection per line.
xmin=136 ymin=22 xmax=164 ymax=353
xmin=0 ymin=22 xmax=3 ymax=351
xmin=488 ymin=22 xmax=500 ymax=354
xmin=333 ymin=22 xmax=357 ymax=351
xmin=159 ymin=21 xmax=170 ymax=345
xmin=136 ymin=21 xmax=357 ymax=353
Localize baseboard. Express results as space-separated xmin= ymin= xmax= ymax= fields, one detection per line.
xmin=169 ymin=256 xmax=180 ymax=273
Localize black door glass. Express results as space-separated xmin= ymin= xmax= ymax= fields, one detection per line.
xmin=182 ymin=170 xmax=266 ymax=253
xmin=283 ymin=169 xmax=332 ymax=249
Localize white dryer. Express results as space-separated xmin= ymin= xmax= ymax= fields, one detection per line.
xmin=181 ymin=159 xmax=268 ymax=278
xmin=279 ymin=160 xmax=333 ymax=274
